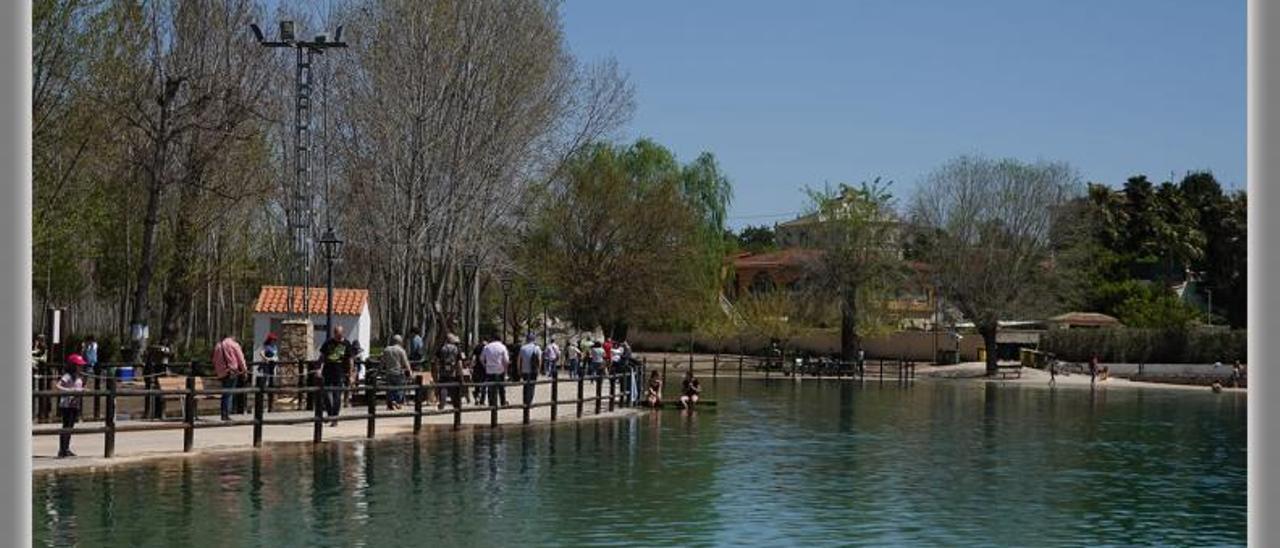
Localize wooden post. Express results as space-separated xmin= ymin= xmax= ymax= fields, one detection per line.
xmin=522 ymin=376 xmax=531 ymax=425
xmin=313 ymin=383 xmax=324 ymax=444
xmin=253 ymin=376 xmax=265 ymax=448
xmin=104 ymin=377 xmax=116 ymax=458
xmin=453 ymin=382 xmax=462 ymax=431
xmin=739 ymin=355 xmax=744 ymax=381
xmin=413 ymin=375 xmax=424 ymax=434
xmin=183 ymin=376 xmax=195 ymax=452
xmin=92 ymin=372 xmax=101 ymax=421
xmin=366 ymin=381 xmax=376 ymax=439
xmin=576 ymin=373 xmax=584 ymax=418
xmin=662 ymin=358 xmax=668 ymax=388
xmin=713 ymin=354 xmax=719 ymax=379
xmin=551 ymin=368 xmax=559 ymax=422
xmin=879 ymin=359 xmax=884 ymax=382
xmin=609 ymin=374 xmax=616 ymax=412
xmin=490 ymin=379 xmax=499 ymax=428
xmin=595 ymin=372 xmax=603 ymax=415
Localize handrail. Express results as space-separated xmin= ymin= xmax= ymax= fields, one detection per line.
xmin=33 ymin=369 xmax=643 ymax=459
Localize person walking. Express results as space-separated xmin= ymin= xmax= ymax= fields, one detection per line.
xmin=590 ymin=341 xmax=606 ymax=381
xmin=318 ymin=326 xmax=355 ymax=426
xmin=1088 ymin=354 xmax=1099 ymax=385
xmin=212 ymin=334 xmax=248 ymax=422
xmin=437 ymin=333 xmax=464 ymax=410
xmin=255 ymin=333 xmax=281 ymax=409
xmin=543 ymin=338 xmax=560 ymax=378
xmin=481 ymin=336 xmax=510 ymax=407
xmin=518 ymin=333 xmax=542 ymax=407
xmin=567 ymin=340 xmax=583 ymax=380
xmin=472 ymin=339 xmax=489 ymax=405
xmin=380 ymin=335 xmax=412 ymax=411
xmin=56 ymin=354 xmax=87 ymax=458
xmin=408 ymin=327 xmax=425 ymax=364
xmin=81 ymin=335 xmax=99 ymax=376
xmin=144 ymin=340 xmax=173 ymax=419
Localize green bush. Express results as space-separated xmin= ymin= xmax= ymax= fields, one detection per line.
xmin=1041 ymin=328 xmax=1245 ymax=363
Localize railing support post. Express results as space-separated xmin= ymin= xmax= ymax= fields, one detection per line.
xmin=609 ymin=374 xmax=616 ymax=412
xmin=104 ymin=377 xmax=116 ymax=458
xmin=414 ymin=375 xmax=424 ymax=434
xmin=551 ymin=368 xmax=559 ymax=422
xmin=713 ymin=354 xmax=719 ymax=379
xmin=253 ymin=376 xmax=265 ymax=447
xmin=576 ymin=374 xmax=584 ymax=418
xmin=595 ymin=372 xmax=602 ymax=415
xmin=313 ymin=383 xmax=324 ymax=444
xmin=92 ymin=372 xmax=101 ymax=421
xmin=367 ymin=381 xmax=377 ymax=439
xmin=184 ymin=376 xmax=196 ymax=452
xmin=490 ymin=380 xmax=499 ymax=428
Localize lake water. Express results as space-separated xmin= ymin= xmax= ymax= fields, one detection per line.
xmin=33 ymin=379 xmax=1247 ymax=547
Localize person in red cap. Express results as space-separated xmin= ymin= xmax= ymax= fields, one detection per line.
xmin=56 ymin=354 xmax=87 ymax=457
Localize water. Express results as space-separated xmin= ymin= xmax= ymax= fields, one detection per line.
xmin=33 ymin=379 xmax=1247 ymax=547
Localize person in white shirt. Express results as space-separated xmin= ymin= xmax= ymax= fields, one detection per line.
xmin=518 ymin=333 xmax=542 ymax=406
xmin=566 ymin=341 xmax=583 ymax=379
xmin=543 ymin=339 xmax=560 ymax=377
xmin=481 ymin=337 xmax=511 ymax=406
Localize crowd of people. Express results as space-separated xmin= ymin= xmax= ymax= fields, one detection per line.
xmin=36 ymin=326 xmax=654 ymax=457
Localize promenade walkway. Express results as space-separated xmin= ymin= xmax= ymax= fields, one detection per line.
xmin=33 ymin=378 xmax=637 ymax=472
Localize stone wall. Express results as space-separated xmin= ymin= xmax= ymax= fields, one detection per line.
xmin=280 ymin=318 xmax=314 ymax=362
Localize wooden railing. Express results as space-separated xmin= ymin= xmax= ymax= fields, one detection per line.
xmin=32 ymin=367 xmax=641 ymax=459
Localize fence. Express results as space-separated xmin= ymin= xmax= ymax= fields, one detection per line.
xmin=648 ymin=353 xmax=917 ymax=387
xmin=32 ymin=360 xmax=641 ymax=459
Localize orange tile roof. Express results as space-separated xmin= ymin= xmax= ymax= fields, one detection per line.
xmin=253 ymin=286 xmax=369 ymax=316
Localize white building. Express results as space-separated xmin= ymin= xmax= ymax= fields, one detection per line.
xmin=251 ymin=286 xmax=372 ymax=360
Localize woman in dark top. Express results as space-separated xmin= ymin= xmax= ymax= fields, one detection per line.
xmin=679 ymin=371 xmax=701 ymax=409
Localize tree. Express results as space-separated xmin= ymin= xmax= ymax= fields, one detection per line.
xmin=910 ymin=156 xmax=1081 ymax=375
xmin=736 ymin=225 xmax=777 ymax=254
xmin=522 ymin=141 xmax=709 ymax=336
xmin=800 ymin=180 xmax=903 ymax=361
xmin=736 ymin=289 xmax=801 ymax=355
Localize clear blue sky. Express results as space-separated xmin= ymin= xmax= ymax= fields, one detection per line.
xmin=561 ymin=1 xmax=1245 ymax=230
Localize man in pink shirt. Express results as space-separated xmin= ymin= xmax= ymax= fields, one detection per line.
xmin=212 ymin=334 xmax=248 ymax=421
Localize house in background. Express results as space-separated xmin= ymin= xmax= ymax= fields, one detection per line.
xmin=251 ymin=286 xmax=372 ymax=360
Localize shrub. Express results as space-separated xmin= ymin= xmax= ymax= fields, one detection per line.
xmin=1041 ymin=327 xmax=1245 ymax=363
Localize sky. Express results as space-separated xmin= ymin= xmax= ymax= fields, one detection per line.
xmin=560 ymin=1 xmax=1245 ymax=230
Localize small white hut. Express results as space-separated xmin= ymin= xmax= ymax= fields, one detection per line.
xmin=251 ymin=286 xmax=372 ymax=359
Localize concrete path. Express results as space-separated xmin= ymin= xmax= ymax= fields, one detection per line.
xmin=33 ymin=378 xmax=639 ymax=472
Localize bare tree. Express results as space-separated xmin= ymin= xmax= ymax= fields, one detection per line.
xmin=910 ymin=156 xmax=1080 ymax=375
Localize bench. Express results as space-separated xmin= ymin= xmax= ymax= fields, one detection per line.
xmin=995 ymin=363 xmax=1022 ymax=379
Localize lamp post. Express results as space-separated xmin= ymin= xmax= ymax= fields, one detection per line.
xmin=500 ymin=274 xmax=514 ymax=346
xmin=318 ymin=227 xmax=343 ymax=338
xmin=250 ymin=20 xmax=347 ymax=319
xmin=462 ymin=257 xmax=478 ymax=347
xmin=527 ymin=282 xmax=539 ymax=343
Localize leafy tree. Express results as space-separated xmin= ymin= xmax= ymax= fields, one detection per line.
xmin=800 ymin=179 xmax=904 ymax=360
xmin=911 ymin=156 xmax=1081 ymax=375
xmin=736 ymin=225 xmax=777 ymax=254
xmin=523 ymin=141 xmax=713 ymax=336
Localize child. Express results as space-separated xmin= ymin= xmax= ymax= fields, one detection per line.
xmin=646 ymin=370 xmax=663 ymax=407
xmin=57 ymin=354 xmax=87 ymax=458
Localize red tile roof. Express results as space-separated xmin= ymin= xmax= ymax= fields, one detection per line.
xmin=732 ymin=248 xmax=824 ymax=269
xmin=253 ymin=286 xmax=369 ymax=316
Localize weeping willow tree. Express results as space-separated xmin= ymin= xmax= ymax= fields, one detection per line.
xmin=522 ymin=139 xmax=732 ymax=336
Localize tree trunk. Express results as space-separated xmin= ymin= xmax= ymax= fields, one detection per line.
xmin=840 ymin=289 xmax=859 ymax=362
xmin=130 ymin=178 xmax=163 ymax=354
xmin=979 ymin=323 xmax=999 ymax=376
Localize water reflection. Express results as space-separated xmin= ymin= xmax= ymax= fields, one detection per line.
xmin=34 ymin=381 xmax=1246 ymax=547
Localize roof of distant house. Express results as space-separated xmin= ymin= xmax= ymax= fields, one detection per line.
xmin=1048 ymin=312 xmax=1122 ymax=327
xmin=732 ymin=248 xmax=824 ymax=269
xmin=253 ymin=286 xmax=369 ymax=316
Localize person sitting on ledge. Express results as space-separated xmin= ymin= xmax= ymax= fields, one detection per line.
xmin=646 ymin=371 xmax=662 ymax=407
xmin=679 ymin=371 xmax=701 ymax=410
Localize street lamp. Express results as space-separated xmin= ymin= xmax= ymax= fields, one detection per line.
xmin=462 ymin=257 xmax=479 ymax=346
xmin=250 ymin=21 xmax=347 ymax=319
xmin=318 ymin=227 xmax=343 ymax=338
